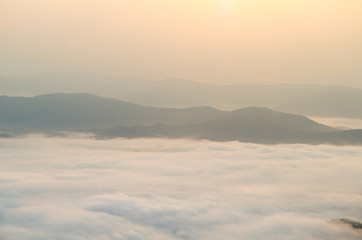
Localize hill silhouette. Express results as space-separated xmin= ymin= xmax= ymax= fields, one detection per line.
xmin=2 ymin=73 xmax=362 ymax=119
xmin=0 ymin=93 xmax=219 ymax=133
xmin=1 ymin=93 xmax=362 ymax=145
xmin=130 ymin=79 xmax=362 ymax=119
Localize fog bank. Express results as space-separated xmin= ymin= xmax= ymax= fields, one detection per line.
xmin=0 ymin=136 xmax=361 ymax=239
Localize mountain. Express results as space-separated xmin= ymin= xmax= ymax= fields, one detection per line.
xmin=93 ymin=107 xmax=339 ymax=144
xmin=93 ymin=107 xmax=361 ymax=145
xmin=0 ymin=71 xmax=153 ymax=99
xmin=332 ymin=219 xmax=362 ymax=230
xmin=0 ymin=93 xmax=220 ymax=134
xmin=2 ymin=73 xmax=362 ymax=120
xmin=0 ymin=94 xmax=362 ymax=144
xmin=129 ymin=79 xmax=362 ymax=119
xmin=1 ymin=93 xmax=362 ymax=145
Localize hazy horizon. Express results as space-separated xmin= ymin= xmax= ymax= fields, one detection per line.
xmin=1 ymin=0 xmax=362 ymax=87
xmin=1 ymin=1 xmax=362 ymax=239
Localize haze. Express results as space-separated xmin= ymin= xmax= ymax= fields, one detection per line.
xmin=2 ymin=1 xmax=362 ymax=239
xmin=1 ymin=0 xmax=362 ymax=87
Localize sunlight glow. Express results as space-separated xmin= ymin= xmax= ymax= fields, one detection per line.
xmin=220 ymin=0 xmax=237 ymax=12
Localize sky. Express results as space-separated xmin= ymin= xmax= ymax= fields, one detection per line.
xmin=1 ymin=0 xmax=362 ymax=87
xmin=1 ymin=135 xmax=362 ymax=239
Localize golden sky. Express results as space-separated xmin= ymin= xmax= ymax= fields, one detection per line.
xmin=1 ymin=0 xmax=362 ymax=86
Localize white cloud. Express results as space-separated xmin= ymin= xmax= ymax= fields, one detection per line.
xmin=0 ymin=135 xmax=361 ymax=239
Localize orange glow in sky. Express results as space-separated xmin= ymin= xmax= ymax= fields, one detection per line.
xmin=1 ymin=0 xmax=362 ymax=86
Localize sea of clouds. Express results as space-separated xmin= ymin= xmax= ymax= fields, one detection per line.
xmin=0 ymin=135 xmax=361 ymax=240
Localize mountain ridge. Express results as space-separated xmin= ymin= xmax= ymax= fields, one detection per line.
xmin=2 ymin=73 xmax=362 ymax=119
xmin=2 ymin=93 xmax=361 ymax=145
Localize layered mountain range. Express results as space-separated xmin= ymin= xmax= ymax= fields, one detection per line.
xmin=2 ymin=72 xmax=362 ymax=119
xmin=1 ymin=93 xmax=362 ymax=145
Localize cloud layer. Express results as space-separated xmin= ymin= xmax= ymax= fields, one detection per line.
xmin=0 ymin=135 xmax=361 ymax=239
